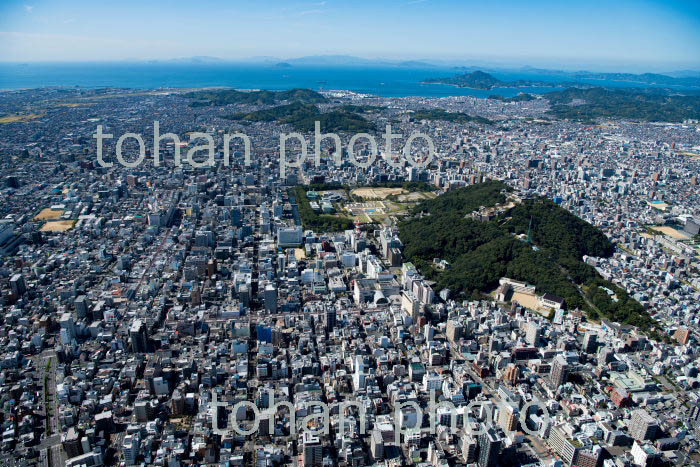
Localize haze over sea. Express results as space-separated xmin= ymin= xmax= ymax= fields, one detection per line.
xmin=0 ymin=62 xmax=691 ymax=97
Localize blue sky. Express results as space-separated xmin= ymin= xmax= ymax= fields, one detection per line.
xmin=1 ymin=0 xmax=699 ymax=70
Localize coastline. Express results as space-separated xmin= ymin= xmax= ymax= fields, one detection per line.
xmin=421 ymin=79 xmax=561 ymax=91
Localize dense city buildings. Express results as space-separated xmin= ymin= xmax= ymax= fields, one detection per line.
xmin=0 ymin=84 xmax=698 ymax=467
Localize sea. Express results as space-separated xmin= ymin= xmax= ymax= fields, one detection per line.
xmin=0 ymin=62 xmax=691 ymax=98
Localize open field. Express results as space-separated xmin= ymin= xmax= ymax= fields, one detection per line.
xmin=34 ymin=209 xmax=64 ymax=221
xmin=650 ymin=225 xmax=691 ymax=240
xmin=344 ymin=200 xmax=408 ymax=223
xmin=396 ymin=191 xmax=438 ymax=202
xmin=40 ymin=220 xmax=77 ymax=232
xmin=511 ymin=291 xmax=540 ymax=310
xmin=345 ymin=202 xmax=377 ymax=223
xmin=678 ymin=151 xmax=700 ymax=160
xmin=511 ymin=291 xmax=552 ymax=317
xmin=55 ymin=102 xmax=96 ymax=108
xmin=299 ymin=185 xmax=437 ymax=228
xmin=0 ymin=113 xmax=45 ymax=123
xmin=351 ymin=187 xmax=406 ymax=199
xmin=343 ymin=190 xmax=437 ymax=224
xmin=647 ymin=200 xmax=670 ymax=211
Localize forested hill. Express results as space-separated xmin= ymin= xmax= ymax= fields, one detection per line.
xmin=411 ymin=180 xmax=510 ymax=216
xmin=505 ymin=198 xmax=615 ymax=261
xmin=399 ymin=182 xmax=659 ymax=336
xmin=223 ymin=102 xmax=375 ymax=132
xmin=545 ymin=87 xmax=700 ymax=122
xmin=186 ymin=88 xmax=327 ymax=106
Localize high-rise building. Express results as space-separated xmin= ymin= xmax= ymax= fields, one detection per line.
xmin=478 ymin=427 xmax=502 ymax=467
xmin=231 ymin=207 xmax=242 ymax=227
xmin=264 ymin=284 xmax=278 ymax=313
xmin=683 ymin=218 xmax=699 ymax=236
xmin=62 ymin=428 xmax=83 ymax=459
xmin=526 ymin=322 xmax=540 ymax=347
xmin=631 ymin=440 xmax=661 ymax=466
xmin=498 ymin=402 xmax=519 ymax=432
xmin=10 ymin=273 xmax=26 ymax=296
xmin=461 ymin=432 xmax=478 ymax=463
xmin=629 ymin=409 xmax=658 ymax=441
xmin=130 ymin=319 xmax=148 ymax=353
xmin=576 ymin=447 xmax=602 ymax=467
xmin=504 ymin=364 xmax=519 ymax=386
xmin=550 ymin=354 xmax=569 ymax=387
xmin=302 ymin=432 xmax=323 ymax=467
xmin=674 ymin=327 xmax=691 ymax=345
xmin=123 ymin=433 xmax=140 ymax=465
xmin=278 ymin=226 xmax=303 ymax=247
xmin=547 ymin=425 xmax=580 ymax=466
xmin=325 ymin=307 xmax=337 ymax=332
xmin=59 ymin=313 xmax=76 ymax=339
xmin=134 ymin=399 xmax=156 ymax=423
xmin=446 ymin=320 xmax=463 ymax=343
xmin=74 ymin=295 xmax=89 ymax=318
xmin=598 ymin=346 xmax=615 ymax=365
xmin=370 ymin=430 xmax=384 ymax=460
xmin=582 ymin=332 xmax=598 ymax=353
xmin=171 ymin=389 xmax=185 ymax=416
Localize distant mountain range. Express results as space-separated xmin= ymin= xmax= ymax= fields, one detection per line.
xmin=134 ymin=55 xmax=700 ymax=88
xmin=239 ymin=55 xmax=700 ymax=79
xmin=666 ymin=70 xmax=700 ymax=78
xmin=572 ymin=71 xmax=700 ymax=87
xmin=489 ymin=66 xmax=700 ymax=87
xmin=146 ymin=56 xmax=225 ymax=64
xmin=261 ymin=55 xmax=437 ymax=68
xmin=426 ymin=69 xmax=700 ymax=89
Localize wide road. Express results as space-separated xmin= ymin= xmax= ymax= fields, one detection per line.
xmin=34 ymin=351 xmax=66 ymax=467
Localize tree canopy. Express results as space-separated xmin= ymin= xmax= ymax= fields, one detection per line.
xmin=399 ymin=182 xmax=658 ymax=334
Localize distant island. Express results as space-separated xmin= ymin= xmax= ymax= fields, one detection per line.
xmin=445 ymin=67 xmax=700 ymax=89
xmin=423 ymin=71 xmax=550 ymax=90
xmin=509 ymin=67 xmax=700 ymax=88
xmin=569 ymin=71 xmax=700 ymax=87
xmin=425 ymin=71 xmax=700 ymax=122
xmin=425 ymin=68 xmax=700 ymax=92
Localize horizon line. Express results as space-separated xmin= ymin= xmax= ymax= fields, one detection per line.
xmin=0 ymin=57 xmax=699 ymax=75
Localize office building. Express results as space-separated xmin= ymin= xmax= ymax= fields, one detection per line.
xmin=550 ymin=354 xmax=569 ymax=387
xmin=629 ymin=409 xmax=658 ymax=441
xmin=478 ymin=427 xmax=502 ymax=467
